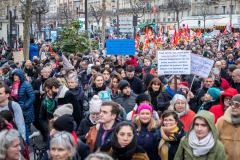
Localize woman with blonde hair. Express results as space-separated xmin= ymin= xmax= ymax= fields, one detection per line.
xmin=134 ymin=103 xmax=160 ymax=160
xmin=168 ymin=94 xmax=195 ymax=132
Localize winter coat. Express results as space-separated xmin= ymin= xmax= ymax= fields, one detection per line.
xmin=56 ymin=85 xmax=82 ymax=127
xmin=209 ymin=88 xmax=238 ymax=123
xmin=69 ymin=85 xmax=85 ymax=116
xmin=29 ymin=43 xmax=39 ymax=60
xmin=136 ymin=125 xmax=160 ymax=160
xmin=12 ymin=69 xmax=35 ymax=124
xmin=114 ymin=91 xmax=137 ymax=113
xmin=174 ymin=111 xmax=226 ymax=160
xmin=231 ymin=82 xmax=240 ymax=93
xmin=124 ymin=76 xmax=143 ymax=94
xmin=180 ymin=109 xmax=196 ymax=132
xmin=77 ymin=114 xmax=96 ymax=142
xmin=216 ymin=107 xmax=240 ymax=160
xmin=126 ymin=56 xmax=138 ymax=67
xmin=98 ymin=141 xmax=149 ymax=160
xmin=198 ymin=98 xmax=220 ymax=111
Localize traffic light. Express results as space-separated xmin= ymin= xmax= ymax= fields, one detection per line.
xmin=198 ymin=20 xmax=201 ymax=27
xmin=113 ymin=19 xmax=116 ymax=24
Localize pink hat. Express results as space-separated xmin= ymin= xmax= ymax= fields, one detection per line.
xmin=137 ymin=103 xmax=153 ymax=114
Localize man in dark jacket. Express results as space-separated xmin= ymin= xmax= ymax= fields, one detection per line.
xmin=43 ymin=77 xmax=82 ymax=126
xmin=114 ymin=80 xmax=137 ymax=113
xmin=231 ymin=69 xmax=240 ymax=92
xmin=124 ymin=65 xmax=143 ymax=94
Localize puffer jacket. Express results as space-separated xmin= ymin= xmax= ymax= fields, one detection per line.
xmin=209 ymin=87 xmax=238 ymax=123
xmin=114 ymin=91 xmax=137 ymax=113
xmin=216 ymin=107 xmax=240 ymax=160
xmin=12 ymin=69 xmax=35 ymax=124
xmin=174 ymin=110 xmax=226 ymax=160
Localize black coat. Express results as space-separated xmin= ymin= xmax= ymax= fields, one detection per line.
xmin=124 ymin=76 xmax=143 ymax=94
xmin=77 ymin=114 xmax=95 ymax=142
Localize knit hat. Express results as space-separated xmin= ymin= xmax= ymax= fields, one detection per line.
xmin=135 ymin=65 xmax=142 ymax=73
xmin=53 ymin=114 xmax=74 ymax=133
xmin=119 ymin=80 xmax=130 ymax=91
xmin=89 ymin=95 xmax=102 ymax=113
xmin=53 ymin=103 xmax=73 ymax=117
xmin=232 ymin=94 xmax=240 ymax=103
xmin=207 ymin=88 xmax=221 ymax=100
xmin=181 ymin=82 xmax=189 ymax=88
xmin=137 ymin=103 xmax=153 ymax=114
xmin=136 ymin=93 xmax=150 ymax=106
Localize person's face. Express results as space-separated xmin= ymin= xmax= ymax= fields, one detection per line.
xmin=50 ymin=144 xmax=71 ymax=160
xmin=144 ymin=59 xmax=151 ymax=67
xmin=139 ymin=109 xmax=152 ymax=124
xmin=126 ymin=71 xmax=135 ymax=79
xmin=214 ymin=62 xmax=222 ymax=69
xmin=102 ymin=70 xmax=110 ymax=81
xmin=67 ymin=78 xmax=78 ymax=89
xmin=232 ymin=71 xmax=240 ymax=83
xmin=112 ymin=78 xmax=119 ymax=88
xmin=193 ymin=118 xmax=210 ymax=140
xmin=216 ymin=53 xmax=222 ymax=58
xmin=125 ymin=56 xmax=130 ymax=61
xmin=41 ymin=69 xmax=51 ymax=78
xmin=117 ymin=126 xmax=134 ymax=148
xmin=221 ymin=61 xmax=227 ymax=69
xmin=90 ymin=113 xmax=100 ymax=120
xmin=13 ymin=75 xmax=20 ymax=82
xmin=5 ymin=137 xmax=21 ymax=160
xmin=174 ymin=99 xmax=186 ymax=113
xmin=99 ymin=58 xmax=104 ymax=64
xmin=121 ymin=70 xmax=126 ymax=78
xmin=228 ymin=70 xmax=233 ymax=76
xmin=204 ymin=92 xmax=213 ymax=101
xmin=223 ymin=96 xmax=231 ymax=109
xmin=163 ymin=115 xmax=177 ymax=127
xmin=169 ymin=79 xmax=181 ymax=90
xmin=0 ymin=87 xmax=9 ymax=103
xmin=152 ymin=83 xmax=160 ymax=92
xmin=204 ymin=78 xmax=214 ymax=88
xmin=230 ymin=100 xmax=240 ymax=117
xmin=99 ymin=105 xmax=116 ymax=124
xmin=91 ymin=69 xmax=98 ymax=76
xmin=81 ymin=62 xmax=88 ymax=70
xmin=122 ymin=86 xmax=131 ymax=95
xmin=94 ymin=76 xmax=104 ymax=87
xmin=110 ymin=55 xmax=116 ymax=62
xmin=1 ymin=57 xmax=6 ymax=62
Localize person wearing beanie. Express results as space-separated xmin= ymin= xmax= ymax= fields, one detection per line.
xmin=216 ymin=94 xmax=240 ymax=160
xmin=198 ymin=87 xmax=221 ymax=111
xmin=115 ymin=80 xmax=137 ymax=113
xmin=51 ymin=114 xmax=91 ymax=160
xmin=53 ymin=103 xmax=73 ymax=120
xmin=77 ymin=95 xmax=102 ymax=143
xmin=126 ymin=93 xmax=160 ymax=121
xmin=133 ymin=103 xmax=160 ymax=160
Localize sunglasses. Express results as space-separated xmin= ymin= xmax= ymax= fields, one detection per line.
xmin=229 ymin=101 xmax=240 ymax=108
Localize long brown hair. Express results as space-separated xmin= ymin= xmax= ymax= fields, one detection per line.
xmin=109 ymin=73 xmax=122 ymax=90
xmin=147 ymin=77 xmax=163 ymax=92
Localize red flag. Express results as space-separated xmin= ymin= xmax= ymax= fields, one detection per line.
xmin=173 ymin=30 xmax=178 ymax=45
xmin=135 ymin=35 xmax=139 ymax=49
xmin=158 ymin=26 xmax=163 ymax=43
xmin=224 ymin=27 xmax=228 ymax=34
xmin=144 ymin=27 xmax=150 ymax=48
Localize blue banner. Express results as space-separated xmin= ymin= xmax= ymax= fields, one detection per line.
xmin=106 ymin=39 xmax=135 ymax=55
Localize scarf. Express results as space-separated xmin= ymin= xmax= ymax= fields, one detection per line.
xmin=149 ymin=90 xmax=161 ymax=110
xmin=89 ymin=115 xmax=99 ymax=125
xmin=11 ymin=80 xmax=20 ymax=100
xmin=42 ymin=97 xmax=56 ymax=114
xmin=92 ymin=83 xmax=106 ymax=92
xmin=158 ymin=124 xmax=180 ymax=160
xmin=111 ymin=136 xmax=137 ymax=160
xmin=177 ymin=110 xmax=186 ymax=118
xmin=231 ymin=115 xmax=240 ymax=125
xmin=188 ymin=130 xmax=215 ymax=157
xmin=166 ymin=86 xmax=181 ymax=97
xmin=198 ymin=100 xmax=215 ymax=112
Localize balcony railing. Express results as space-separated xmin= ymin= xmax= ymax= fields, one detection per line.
xmin=158 ymin=2 xmax=191 ymax=10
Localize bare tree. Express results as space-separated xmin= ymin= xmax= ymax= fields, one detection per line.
xmin=129 ymin=0 xmax=148 ymax=17
xmin=101 ymin=0 xmax=106 ymax=45
xmin=22 ymin=0 xmax=32 ymax=60
xmin=89 ymin=5 xmax=102 ymax=29
xmin=57 ymin=6 xmax=73 ymax=26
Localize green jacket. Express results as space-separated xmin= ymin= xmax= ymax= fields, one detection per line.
xmin=174 ymin=110 xmax=226 ymax=160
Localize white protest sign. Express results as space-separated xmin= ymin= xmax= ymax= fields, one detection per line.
xmin=158 ymin=50 xmax=191 ymax=75
xmin=191 ymin=54 xmax=214 ymax=78
xmin=13 ymin=50 xmax=24 ymax=62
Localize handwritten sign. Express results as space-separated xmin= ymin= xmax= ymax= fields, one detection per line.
xmin=13 ymin=51 xmax=24 ymax=62
xmin=191 ymin=54 xmax=214 ymax=78
xmin=158 ymin=50 xmax=191 ymax=75
xmin=106 ymin=39 xmax=135 ymax=55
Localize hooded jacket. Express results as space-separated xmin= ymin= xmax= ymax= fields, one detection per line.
xmin=12 ymin=69 xmax=35 ymax=124
xmin=216 ymin=107 xmax=240 ymax=160
xmin=174 ymin=110 xmax=226 ymax=160
xmin=210 ymin=88 xmax=238 ymax=123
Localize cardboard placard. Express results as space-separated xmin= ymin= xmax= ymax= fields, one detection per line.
xmin=13 ymin=51 xmax=24 ymax=62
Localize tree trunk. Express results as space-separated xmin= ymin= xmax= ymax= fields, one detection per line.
xmin=101 ymin=0 xmax=106 ymax=46
xmin=23 ymin=0 xmax=32 ymax=60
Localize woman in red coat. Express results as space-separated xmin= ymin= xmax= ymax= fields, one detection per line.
xmin=168 ymin=94 xmax=195 ymax=132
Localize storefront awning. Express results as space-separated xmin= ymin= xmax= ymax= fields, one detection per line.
xmin=215 ymin=17 xmax=229 ymax=26
xmin=180 ymin=19 xmax=216 ymax=29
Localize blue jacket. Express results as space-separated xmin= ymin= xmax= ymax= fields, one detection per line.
xmin=29 ymin=43 xmax=39 ymax=60
xmin=136 ymin=125 xmax=161 ymax=160
xmin=12 ymin=69 xmax=35 ymax=123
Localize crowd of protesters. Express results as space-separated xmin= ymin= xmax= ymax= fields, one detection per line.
xmin=0 ymin=33 xmax=240 ymax=160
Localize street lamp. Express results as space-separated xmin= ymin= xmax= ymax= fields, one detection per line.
xmin=74 ymin=0 xmax=88 ymax=30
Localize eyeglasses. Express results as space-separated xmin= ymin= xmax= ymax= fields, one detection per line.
xmin=229 ymin=101 xmax=240 ymax=108
xmin=163 ymin=119 xmax=176 ymax=122
xmin=53 ymin=132 xmax=74 ymax=146
xmin=175 ymin=102 xmax=185 ymax=106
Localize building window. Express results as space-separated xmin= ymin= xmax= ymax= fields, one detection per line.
xmin=214 ymin=6 xmax=218 ymax=13
xmin=222 ymin=6 xmax=226 ymax=14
